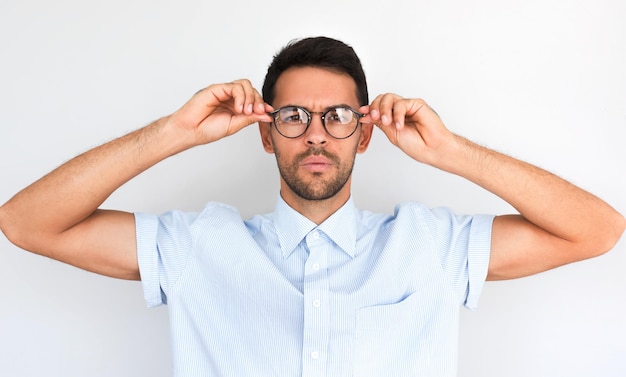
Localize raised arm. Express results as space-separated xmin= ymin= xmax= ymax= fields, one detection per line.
xmin=0 ymin=80 xmax=272 ymax=280
xmin=362 ymin=94 xmax=626 ymax=280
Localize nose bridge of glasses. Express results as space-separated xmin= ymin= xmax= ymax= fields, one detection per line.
xmin=308 ymin=110 xmax=326 ymax=126
xmin=305 ymin=110 xmax=329 ymax=141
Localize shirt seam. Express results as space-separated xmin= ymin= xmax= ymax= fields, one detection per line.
xmin=165 ymin=202 xmax=232 ymax=300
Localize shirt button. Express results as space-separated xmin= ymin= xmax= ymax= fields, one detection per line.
xmin=311 ymin=231 xmax=320 ymax=239
xmin=312 ymin=263 xmax=320 ymax=271
xmin=312 ymin=299 xmax=321 ymax=308
xmin=311 ymin=351 xmax=319 ymax=360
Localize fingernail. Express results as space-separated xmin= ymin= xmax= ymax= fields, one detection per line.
xmin=247 ymin=104 xmax=253 ymax=114
xmin=382 ymin=115 xmax=389 ymax=125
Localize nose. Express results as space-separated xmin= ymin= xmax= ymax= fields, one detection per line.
xmin=304 ymin=113 xmax=328 ymax=146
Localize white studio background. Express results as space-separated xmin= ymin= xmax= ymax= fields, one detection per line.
xmin=1 ymin=0 xmax=624 ymax=376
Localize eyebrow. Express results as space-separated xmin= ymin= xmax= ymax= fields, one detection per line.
xmin=281 ymin=103 xmax=358 ymax=112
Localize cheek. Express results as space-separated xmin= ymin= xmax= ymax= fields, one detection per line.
xmin=270 ymin=139 xmax=290 ymax=163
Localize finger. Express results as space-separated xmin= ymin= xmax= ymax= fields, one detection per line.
xmin=231 ymin=79 xmax=256 ymax=114
xmin=243 ymin=80 xmax=262 ymax=115
xmin=358 ymin=105 xmax=372 ymax=123
xmin=176 ymin=84 xmax=232 ymax=125
xmin=230 ymin=113 xmax=273 ymax=130
xmin=405 ymin=98 xmax=426 ymax=114
xmin=249 ymin=110 xmax=273 ymax=124
xmin=234 ymin=89 xmax=273 ymax=124
xmin=378 ymin=93 xmax=401 ymax=127
xmin=230 ymin=79 xmax=273 ymax=116
xmin=213 ymin=82 xmax=244 ymax=113
xmin=251 ymin=87 xmax=272 ymax=115
xmin=404 ymin=98 xmax=437 ymax=126
xmin=392 ymin=99 xmax=409 ymax=130
xmin=367 ymin=94 xmax=385 ymax=122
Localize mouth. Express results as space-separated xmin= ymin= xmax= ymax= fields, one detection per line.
xmin=299 ymin=155 xmax=334 ymax=172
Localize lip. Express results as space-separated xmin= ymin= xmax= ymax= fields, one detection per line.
xmin=300 ymin=155 xmax=333 ymax=172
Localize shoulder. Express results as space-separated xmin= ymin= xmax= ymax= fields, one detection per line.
xmin=388 ymin=202 xmax=456 ymax=228
xmin=376 ymin=202 xmax=493 ymax=239
xmin=136 ymin=202 xmax=244 ymax=233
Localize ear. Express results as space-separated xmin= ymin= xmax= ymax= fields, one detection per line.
xmin=356 ymin=122 xmax=374 ymax=154
xmin=258 ymin=122 xmax=274 ymax=153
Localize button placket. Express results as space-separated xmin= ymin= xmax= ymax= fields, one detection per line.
xmin=301 ymin=229 xmax=330 ymax=376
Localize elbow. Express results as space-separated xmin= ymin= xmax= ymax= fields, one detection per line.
xmin=0 ymin=205 xmax=12 ymax=242
xmin=604 ymin=210 xmax=626 ymax=252
xmin=0 ymin=203 xmax=22 ymax=249
xmin=583 ymin=211 xmax=626 ymax=259
xmin=608 ymin=211 xmax=626 ymax=251
xmin=0 ymin=203 xmax=36 ymax=253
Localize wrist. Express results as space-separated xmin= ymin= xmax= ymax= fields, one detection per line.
xmin=155 ymin=114 xmax=202 ymax=155
xmin=424 ymin=133 xmax=472 ymax=173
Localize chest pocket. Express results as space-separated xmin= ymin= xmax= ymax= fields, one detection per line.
xmin=353 ymin=290 xmax=458 ymax=377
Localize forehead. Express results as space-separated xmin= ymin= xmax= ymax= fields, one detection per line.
xmin=272 ymin=66 xmax=359 ymax=109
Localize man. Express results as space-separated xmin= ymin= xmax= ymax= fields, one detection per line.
xmin=0 ymin=36 xmax=624 ymax=376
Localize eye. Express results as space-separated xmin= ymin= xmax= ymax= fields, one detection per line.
xmin=279 ymin=107 xmax=307 ymax=124
xmin=284 ymin=114 xmax=302 ymax=123
xmin=325 ymin=108 xmax=353 ymax=125
xmin=327 ymin=113 xmax=342 ymax=122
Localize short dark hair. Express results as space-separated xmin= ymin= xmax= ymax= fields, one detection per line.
xmin=262 ymin=36 xmax=368 ymax=106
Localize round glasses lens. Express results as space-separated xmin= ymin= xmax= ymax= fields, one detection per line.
xmin=325 ymin=108 xmax=354 ymax=125
xmin=324 ymin=107 xmax=358 ymax=138
xmin=276 ymin=107 xmax=309 ymax=137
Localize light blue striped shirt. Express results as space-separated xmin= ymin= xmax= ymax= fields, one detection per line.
xmin=135 ymin=196 xmax=493 ymax=377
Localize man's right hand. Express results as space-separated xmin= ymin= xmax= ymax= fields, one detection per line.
xmin=0 ymin=79 xmax=271 ymax=280
xmin=167 ymin=79 xmax=273 ymax=147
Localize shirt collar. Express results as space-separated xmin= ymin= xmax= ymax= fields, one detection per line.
xmin=273 ymin=195 xmax=358 ymax=259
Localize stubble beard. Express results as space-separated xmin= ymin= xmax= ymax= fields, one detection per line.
xmin=275 ymin=146 xmax=357 ymax=201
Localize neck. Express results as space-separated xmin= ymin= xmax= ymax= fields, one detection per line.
xmin=279 ymin=185 xmax=351 ymax=225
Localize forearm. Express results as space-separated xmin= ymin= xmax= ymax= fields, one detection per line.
xmin=0 ymin=116 xmax=189 ymax=250
xmin=366 ymin=93 xmax=624 ymax=276
xmin=443 ymin=135 xmax=625 ymax=254
xmin=0 ymin=80 xmax=270 ymax=278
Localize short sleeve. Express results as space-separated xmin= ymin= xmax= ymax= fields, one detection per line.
xmin=402 ymin=204 xmax=493 ymax=310
xmin=135 ymin=212 xmax=162 ymax=307
xmin=134 ymin=210 xmax=198 ymax=308
xmin=464 ymin=214 xmax=493 ymax=309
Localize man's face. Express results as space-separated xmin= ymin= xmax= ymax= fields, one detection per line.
xmin=259 ymin=66 xmax=373 ymax=203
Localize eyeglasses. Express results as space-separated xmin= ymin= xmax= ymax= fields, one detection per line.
xmin=268 ymin=105 xmax=364 ymax=139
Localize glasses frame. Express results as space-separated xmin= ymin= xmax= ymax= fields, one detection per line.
xmin=268 ymin=105 xmax=365 ymax=139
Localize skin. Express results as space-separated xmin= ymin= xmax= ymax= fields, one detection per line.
xmin=0 ymin=67 xmax=624 ymax=282
xmin=259 ymin=67 xmax=373 ymax=224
